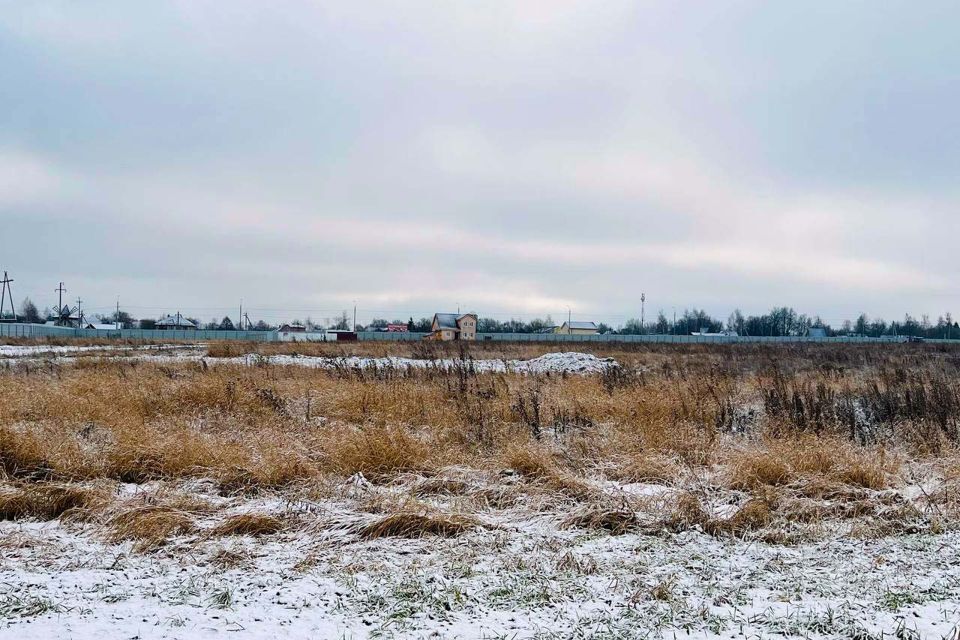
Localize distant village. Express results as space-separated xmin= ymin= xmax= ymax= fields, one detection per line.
xmin=37 ymin=306 xmax=605 ymax=342
xmin=1 ymin=274 xmax=957 ymax=341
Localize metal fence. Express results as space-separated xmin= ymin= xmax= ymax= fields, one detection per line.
xmin=0 ymin=323 xmax=273 ymax=341
xmin=355 ymin=331 xmax=429 ymax=341
xmin=0 ymin=323 xmax=952 ymax=345
xmin=473 ymin=332 xmax=952 ymax=344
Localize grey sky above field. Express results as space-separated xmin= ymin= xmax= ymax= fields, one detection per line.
xmin=2 ymin=1 xmax=958 ymax=326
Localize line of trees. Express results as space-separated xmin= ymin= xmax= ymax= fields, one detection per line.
xmin=10 ymin=297 xmax=960 ymax=339
xmin=385 ymin=307 xmax=960 ymax=339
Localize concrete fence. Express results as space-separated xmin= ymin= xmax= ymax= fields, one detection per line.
xmin=0 ymin=323 xmax=952 ymax=345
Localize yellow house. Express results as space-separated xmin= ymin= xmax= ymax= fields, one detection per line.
xmin=428 ymin=313 xmax=478 ymax=341
xmin=555 ymin=320 xmax=599 ymax=335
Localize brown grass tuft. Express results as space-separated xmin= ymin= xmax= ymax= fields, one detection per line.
xmin=614 ymin=454 xmax=681 ymax=485
xmin=832 ymin=458 xmax=890 ymax=490
xmin=729 ymin=451 xmax=791 ymax=490
xmin=562 ymin=504 xmax=639 ymax=535
xmin=504 ymin=444 xmax=558 ymax=479
xmin=210 ymin=513 xmax=285 ymax=537
xmin=504 ymin=443 xmax=598 ymax=501
xmin=328 ymin=426 xmax=434 ymax=481
xmin=206 ymin=342 xmax=255 ymax=358
xmin=707 ymin=499 xmax=773 ymax=536
xmin=105 ymin=505 xmax=196 ymax=550
xmin=359 ymin=511 xmax=480 ymax=539
xmin=662 ymin=492 xmax=709 ymax=531
xmin=0 ymin=427 xmax=52 ymax=479
xmin=0 ymin=483 xmax=106 ymax=521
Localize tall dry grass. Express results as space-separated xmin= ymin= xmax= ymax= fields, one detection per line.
xmin=1 ymin=342 xmax=959 ymax=545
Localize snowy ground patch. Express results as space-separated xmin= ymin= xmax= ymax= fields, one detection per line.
xmin=0 ymin=343 xmax=197 ymax=359
xmin=0 ymin=346 xmax=620 ymax=375
xmin=1 ymin=490 xmax=959 ymax=640
xmin=245 ymin=351 xmax=619 ymax=375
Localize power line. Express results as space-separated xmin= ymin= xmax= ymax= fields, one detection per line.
xmin=55 ymin=282 xmax=67 ymax=322
xmin=0 ymin=271 xmax=15 ymax=321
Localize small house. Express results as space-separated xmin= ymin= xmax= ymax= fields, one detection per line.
xmin=83 ymin=320 xmax=119 ymax=331
xmin=555 ymin=321 xmax=598 ymax=335
xmin=428 ymin=313 xmax=477 ymax=341
xmin=156 ymin=315 xmax=197 ymax=330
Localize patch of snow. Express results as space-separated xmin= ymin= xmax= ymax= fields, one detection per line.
xmin=0 ymin=346 xmax=620 ymax=375
xmin=0 ymin=343 xmax=196 ymax=358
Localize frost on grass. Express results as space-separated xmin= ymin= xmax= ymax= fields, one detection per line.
xmin=0 ymin=474 xmax=959 ymax=640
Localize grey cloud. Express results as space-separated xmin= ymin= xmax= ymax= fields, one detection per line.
xmin=1 ymin=1 xmax=957 ymax=326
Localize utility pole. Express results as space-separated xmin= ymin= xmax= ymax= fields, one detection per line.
xmin=55 ymin=282 xmax=67 ymax=323
xmin=672 ymin=307 xmax=676 ymax=335
xmin=75 ymin=297 xmax=83 ymax=328
xmin=353 ymin=301 xmax=357 ymax=332
xmin=116 ymin=298 xmax=120 ymax=330
xmin=239 ymin=299 xmax=243 ymax=330
xmin=640 ymin=293 xmax=646 ymax=334
xmin=0 ymin=271 xmax=15 ymax=321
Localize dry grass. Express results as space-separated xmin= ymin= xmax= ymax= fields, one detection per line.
xmin=502 ymin=441 xmax=603 ymax=500
xmin=2 ymin=341 xmax=960 ymax=545
xmin=562 ymin=504 xmax=640 ymax=535
xmin=729 ymin=452 xmax=792 ymax=490
xmin=613 ymin=454 xmax=683 ymax=485
xmin=0 ymin=483 xmax=106 ymax=521
xmin=104 ymin=505 xmax=196 ymax=550
xmin=210 ymin=513 xmax=286 ymax=537
xmin=359 ymin=511 xmax=481 ymax=539
xmin=205 ymin=342 xmax=250 ymax=358
xmin=661 ymin=492 xmax=710 ymax=532
xmin=326 ymin=425 xmax=438 ymax=481
xmin=708 ymin=499 xmax=774 ymax=536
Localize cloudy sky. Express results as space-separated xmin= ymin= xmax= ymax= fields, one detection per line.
xmin=1 ymin=1 xmax=957 ymax=326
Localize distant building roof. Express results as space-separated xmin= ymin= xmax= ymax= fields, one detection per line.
xmin=434 ymin=313 xmax=459 ymax=329
xmin=433 ymin=312 xmax=477 ymax=331
xmin=156 ymin=315 xmax=196 ymax=328
xmin=565 ymin=321 xmax=598 ymax=330
xmin=83 ymin=321 xmax=118 ymax=330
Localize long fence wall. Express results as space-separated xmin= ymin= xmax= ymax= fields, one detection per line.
xmin=0 ymin=322 xmax=953 ymax=345
xmin=0 ymin=323 xmax=273 ymax=341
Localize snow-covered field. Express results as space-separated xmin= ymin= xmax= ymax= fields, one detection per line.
xmin=2 ymin=478 xmax=958 ymax=640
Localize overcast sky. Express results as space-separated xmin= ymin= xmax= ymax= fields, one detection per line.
xmin=2 ymin=1 xmax=957 ymax=326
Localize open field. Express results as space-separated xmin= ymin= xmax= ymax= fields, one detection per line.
xmin=1 ymin=341 xmax=960 ymax=638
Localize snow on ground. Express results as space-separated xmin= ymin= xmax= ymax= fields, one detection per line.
xmin=0 ymin=343 xmax=196 ymax=358
xmin=247 ymin=351 xmax=618 ymax=374
xmin=1 ymin=489 xmax=959 ymax=640
xmin=0 ymin=346 xmax=619 ymax=375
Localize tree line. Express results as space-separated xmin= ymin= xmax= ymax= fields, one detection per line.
xmin=8 ymin=297 xmax=960 ymax=339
